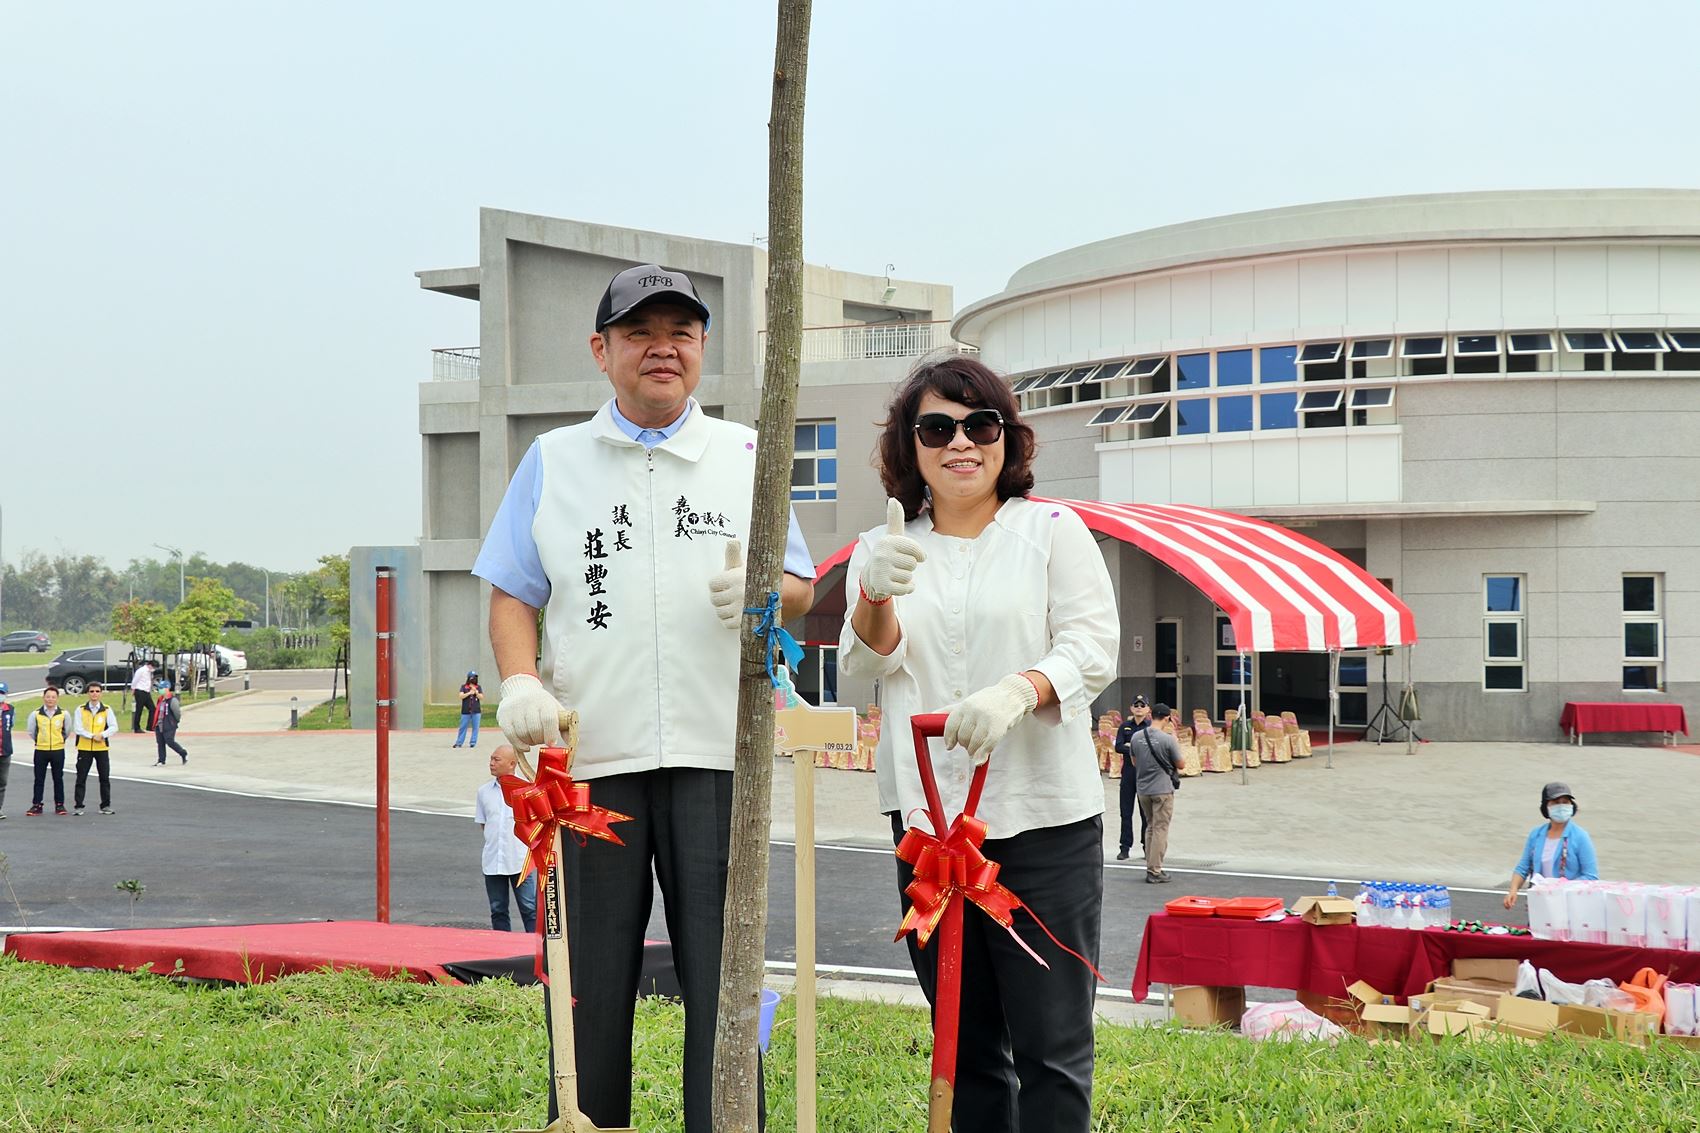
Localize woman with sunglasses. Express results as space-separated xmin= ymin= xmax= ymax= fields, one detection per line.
xmin=840 ymin=355 xmax=1118 ymax=1132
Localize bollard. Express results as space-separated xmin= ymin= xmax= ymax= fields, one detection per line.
xmin=243 ymin=673 xmax=251 ymax=691
xmin=290 ymin=695 xmax=299 ymax=729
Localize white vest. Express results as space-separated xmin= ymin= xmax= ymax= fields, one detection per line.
xmin=534 ymin=400 xmax=756 ymax=779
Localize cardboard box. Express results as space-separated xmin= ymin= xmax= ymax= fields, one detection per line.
xmin=1609 ymin=1009 xmax=1661 ymax=1047
xmin=1426 ymin=977 xmax=1516 ymax=1015
xmin=1451 ymin=958 xmax=1521 ymax=983
xmin=1297 ymin=988 xmax=1360 ymax=1029
xmin=1657 ymin=1034 xmax=1700 ymax=1052
xmin=1172 ymin=985 xmax=1246 ymax=1029
xmin=1292 ymin=895 xmax=1357 ymax=926
xmin=1494 ymin=994 xmax=1614 ymax=1039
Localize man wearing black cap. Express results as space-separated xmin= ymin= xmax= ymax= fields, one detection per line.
xmin=1129 ymin=702 xmax=1184 ymax=883
xmin=473 ymin=263 xmax=815 ymax=1131
xmin=1112 ymin=696 xmax=1150 ymax=860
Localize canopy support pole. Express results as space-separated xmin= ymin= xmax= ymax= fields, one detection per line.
xmin=1237 ymin=651 xmax=1250 ymax=786
xmin=1403 ymin=644 xmax=1416 ymax=757
xmin=1326 ymin=648 xmax=1339 ymax=770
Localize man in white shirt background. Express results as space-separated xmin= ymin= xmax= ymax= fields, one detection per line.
xmin=475 ymin=745 xmax=537 ymax=933
xmin=129 ymin=659 xmax=156 ymax=734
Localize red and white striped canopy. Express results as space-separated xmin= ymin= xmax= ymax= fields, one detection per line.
xmin=1041 ymin=498 xmax=1416 ymax=653
xmin=815 ymin=499 xmax=1417 ymax=654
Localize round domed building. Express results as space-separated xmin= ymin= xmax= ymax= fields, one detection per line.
xmin=953 ymin=189 xmax=1699 ymax=742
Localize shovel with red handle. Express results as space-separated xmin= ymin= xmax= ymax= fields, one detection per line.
xmin=907 ymin=711 xmax=988 ymax=1133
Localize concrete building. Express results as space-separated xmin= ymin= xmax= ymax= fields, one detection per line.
xmin=418 ymin=190 xmax=1698 ymax=743
xmin=955 ymin=188 xmax=1700 ymax=739
xmin=415 ymin=209 xmax=955 ymax=706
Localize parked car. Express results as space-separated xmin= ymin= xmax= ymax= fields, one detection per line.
xmin=46 ymin=648 xmax=135 ymax=695
xmin=0 ymin=629 xmax=51 ymax=653
xmin=215 ymin=644 xmax=248 ymax=674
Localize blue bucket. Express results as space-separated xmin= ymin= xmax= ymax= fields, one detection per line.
xmin=757 ymin=988 xmax=781 ymax=1053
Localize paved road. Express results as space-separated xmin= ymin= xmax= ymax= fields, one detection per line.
xmin=0 ymin=780 xmax=1509 ymax=995
xmin=0 ymin=661 xmax=50 ymax=691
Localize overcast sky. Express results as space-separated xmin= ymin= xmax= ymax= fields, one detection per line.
xmin=7 ymin=1 xmax=1699 ymax=574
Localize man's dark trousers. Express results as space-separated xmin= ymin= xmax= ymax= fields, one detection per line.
xmin=131 ymin=689 xmax=154 ymax=733
xmin=548 ymin=766 xmax=762 ymax=1133
xmin=74 ymin=750 xmax=112 ymax=809
xmin=1118 ymin=754 xmax=1145 ymax=856
xmin=32 ymin=750 xmax=66 ymax=808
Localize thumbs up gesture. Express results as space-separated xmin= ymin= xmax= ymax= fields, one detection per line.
xmin=859 ymin=498 xmax=926 ymax=604
xmin=707 ymin=538 xmax=748 ymax=629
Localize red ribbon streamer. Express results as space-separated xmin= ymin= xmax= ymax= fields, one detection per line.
xmin=498 ymin=745 xmax=631 ymax=985
xmin=895 ymin=815 xmax=1105 ymax=983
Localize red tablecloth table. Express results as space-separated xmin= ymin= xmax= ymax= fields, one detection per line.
xmin=1131 ymin=912 xmax=1700 ymax=1002
xmin=1559 ymin=701 xmax=1688 ymax=744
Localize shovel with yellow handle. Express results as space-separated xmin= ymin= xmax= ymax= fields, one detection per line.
xmin=515 ymin=708 xmax=640 ymax=1133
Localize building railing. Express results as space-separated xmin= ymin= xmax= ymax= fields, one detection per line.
xmin=759 ymin=320 xmax=975 ymax=365
xmin=431 ymin=346 xmax=481 ymax=381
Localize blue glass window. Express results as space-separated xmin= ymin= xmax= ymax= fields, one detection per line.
xmin=1485 ymin=576 xmax=1522 ymax=613
xmin=1217 ymin=395 xmax=1253 ymax=432
xmin=1176 ymin=353 xmax=1211 ymax=391
xmin=1259 ymin=345 xmax=1297 ymax=383
xmin=1174 ymin=398 xmax=1209 ymax=435
xmin=1260 ymin=392 xmax=1297 ymax=429
xmin=1339 ymin=656 xmax=1368 ymax=686
xmin=1218 ymin=349 xmax=1253 ymax=387
xmin=817 ymin=422 xmax=836 ymax=449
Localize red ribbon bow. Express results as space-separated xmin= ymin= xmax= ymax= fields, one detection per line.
xmin=895 ymin=814 xmax=1023 ymax=949
xmin=499 ymin=745 xmax=631 ymax=885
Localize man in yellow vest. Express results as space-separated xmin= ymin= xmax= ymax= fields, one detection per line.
xmin=70 ymin=681 xmax=119 ymax=816
xmin=24 ymin=685 xmax=71 ymax=816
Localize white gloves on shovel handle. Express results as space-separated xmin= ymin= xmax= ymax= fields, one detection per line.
xmin=497 ymin=674 xmax=566 ymax=752
xmin=707 ymin=539 xmax=748 ymax=629
xmin=945 ymin=673 xmax=1041 ymax=766
xmin=860 ymin=498 xmax=926 ymax=604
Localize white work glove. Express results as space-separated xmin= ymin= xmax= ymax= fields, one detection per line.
xmin=944 ymin=673 xmax=1040 ymax=766
xmin=859 ymin=498 xmax=926 ymax=603
xmin=496 ymin=674 xmax=564 ymax=751
xmin=707 ymin=539 xmax=747 ymax=629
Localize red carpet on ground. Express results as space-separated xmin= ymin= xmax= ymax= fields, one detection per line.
xmin=3 ymin=921 xmax=535 ymax=985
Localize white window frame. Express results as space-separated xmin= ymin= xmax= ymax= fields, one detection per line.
xmin=1296 ymin=341 xmax=1343 ymax=365
xmin=1056 ymin=365 xmax=1099 ymax=388
xmin=1011 ymin=374 xmax=1042 ymax=393
xmin=1483 ymin=574 xmax=1527 ymax=692
xmin=1666 ymin=331 xmax=1700 ymax=351
xmin=1297 ymin=389 xmax=1344 ymax=413
xmin=1123 ymin=402 xmax=1168 ymax=425
xmin=1127 ymin=356 xmax=1168 ymax=379
xmin=1086 ymin=405 xmax=1127 ymax=427
xmin=791 ymin=419 xmax=838 ymax=502
xmin=1622 ymin=573 xmax=1664 ymax=692
xmin=1454 ymin=333 xmax=1502 ymax=356
xmin=1507 ymin=332 xmax=1555 ymax=355
xmin=1562 ymin=331 xmax=1613 ymax=353
xmin=1349 ymin=338 xmax=1394 ymax=360
xmin=1090 ymin=360 xmax=1130 ymax=382
xmin=1400 ymin=335 xmax=1448 ymax=359
xmin=1030 ymin=369 xmax=1069 ymax=390
xmin=1613 ymin=330 xmax=1669 ymax=354
xmin=1350 ymin=387 xmax=1395 ymax=409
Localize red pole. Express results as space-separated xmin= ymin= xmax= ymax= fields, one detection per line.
xmin=375 ymin=566 xmax=394 ymax=923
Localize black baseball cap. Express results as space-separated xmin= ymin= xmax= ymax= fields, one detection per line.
xmin=1151 ymin=702 xmax=1172 ymax=719
xmin=594 ymin=264 xmax=711 ymax=332
xmin=1131 ymin=695 xmax=1148 ymax=707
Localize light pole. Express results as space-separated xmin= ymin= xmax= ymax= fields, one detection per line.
xmin=154 ymin=543 xmax=184 ymax=604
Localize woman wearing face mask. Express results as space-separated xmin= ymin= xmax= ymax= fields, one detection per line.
xmin=1503 ymin=781 xmax=1599 ymax=909
xmin=841 ymin=355 xmax=1118 ymax=1133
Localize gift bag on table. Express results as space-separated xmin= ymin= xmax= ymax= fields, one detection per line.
xmin=1525 ymin=876 xmax=1571 ymax=941
xmin=1605 ymin=882 xmax=1650 ymax=948
xmin=1646 ymin=886 xmax=1689 ymax=951
xmin=1665 ymin=983 xmax=1699 ymax=1036
xmin=1566 ymin=881 xmax=1608 ymax=945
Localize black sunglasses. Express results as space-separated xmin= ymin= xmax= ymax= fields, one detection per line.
xmin=913 ymin=409 xmax=1004 ymax=449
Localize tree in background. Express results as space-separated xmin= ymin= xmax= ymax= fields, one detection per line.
xmin=315 ymin=553 xmax=350 ymax=645
xmin=111 ymin=599 xmax=170 ymax=654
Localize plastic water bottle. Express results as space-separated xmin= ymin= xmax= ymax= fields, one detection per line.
xmin=1327 ymin=881 xmax=1339 ymax=898
xmin=1377 ymin=885 xmax=1397 ymax=928
xmin=1431 ymin=885 xmax=1453 ymax=928
xmin=1408 ymin=887 xmax=1427 ymax=932
xmin=1354 ymin=883 xmax=1377 ymax=927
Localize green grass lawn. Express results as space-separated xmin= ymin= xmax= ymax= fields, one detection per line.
xmin=0 ymin=957 xmax=1694 ymax=1131
xmin=294 ymin=701 xmax=497 ymax=730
